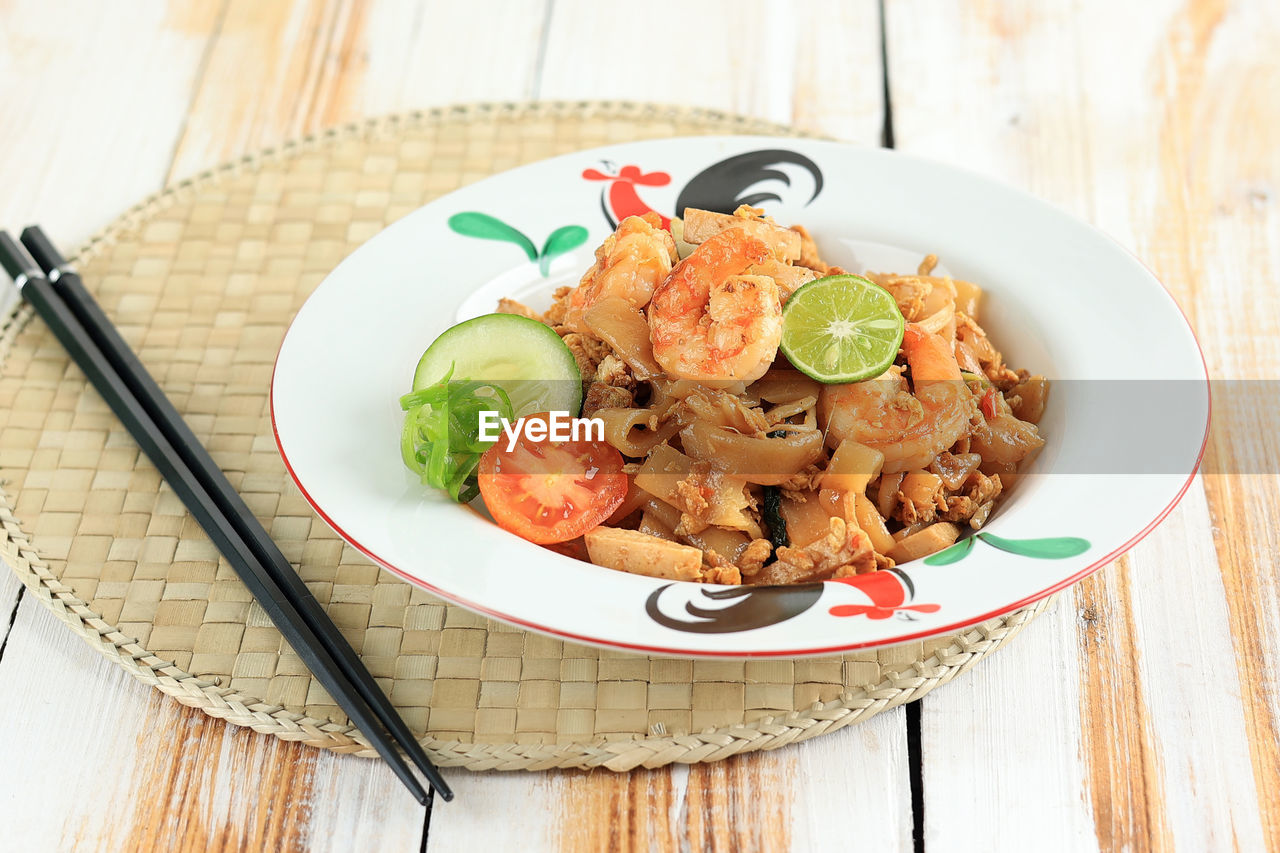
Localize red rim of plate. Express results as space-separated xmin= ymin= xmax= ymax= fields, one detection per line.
xmin=268 ymin=169 xmax=1212 ymax=659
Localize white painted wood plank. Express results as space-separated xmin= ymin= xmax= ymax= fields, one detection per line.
xmin=0 ymin=602 xmax=151 ymax=851
xmin=920 ymin=602 xmax=1099 ymax=850
xmin=425 ymin=770 xmax=560 ymax=852
xmin=0 ymin=0 xmax=230 ymax=839
xmin=1149 ymin=0 xmax=1280 ymax=837
xmin=0 ymin=2 xmax=441 ymax=846
xmin=1129 ymin=483 xmax=1266 ymax=851
xmin=790 ymin=0 xmax=886 ymax=144
xmin=885 ymin=0 xmax=1276 ymax=848
xmin=0 ymin=1 xmax=909 ymax=848
xmin=357 ymin=0 xmax=552 ymax=113
xmin=426 ymin=708 xmax=911 ymax=852
xmin=0 ymin=0 xmax=223 ymax=248
xmin=167 ymin=0 xmax=552 ymax=182
xmin=0 ymin=0 xmax=221 ymax=321
xmin=881 ymin=3 xmax=1103 ymax=847
xmin=303 ymin=752 xmax=441 ymax=853
xmin=0 ymin=599 xmax=426 ymax=851
xmin=788 ymin=710 xmax=913 ymax=852
xmin=537 ymin=0 xmax=884 ymax=144
xmin=538 ymin=0 xmax=791 ymax=122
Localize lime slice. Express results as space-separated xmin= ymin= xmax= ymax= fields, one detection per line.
xmin=779 ymin=274 xmax=905 ymax=384
xmin=413 ymin=313 xmax=583 ymax=416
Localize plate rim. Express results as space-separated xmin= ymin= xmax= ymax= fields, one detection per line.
xmin=269 ymin=134 xmax=1211 ymax=657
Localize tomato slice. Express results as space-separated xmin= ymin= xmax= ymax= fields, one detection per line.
xmin=477 ymin=412 xmax=628 ymax=544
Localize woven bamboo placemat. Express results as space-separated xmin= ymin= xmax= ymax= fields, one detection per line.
xmin=0 ymin=102 xmax=1051 ymax=771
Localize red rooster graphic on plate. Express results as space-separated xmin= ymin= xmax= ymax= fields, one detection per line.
xmin=582 ymin=149 xmax=825 ymax=229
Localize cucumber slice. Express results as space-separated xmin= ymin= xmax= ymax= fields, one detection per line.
xmin=412 ymin=313 xmax=583 ymax=416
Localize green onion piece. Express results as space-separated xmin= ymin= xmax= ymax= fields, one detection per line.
xmin=399 ymin=363 xmax=514 ymax=502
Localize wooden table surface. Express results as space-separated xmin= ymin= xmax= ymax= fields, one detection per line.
xmin=1 ymin=1 xmax=1276 ymax=850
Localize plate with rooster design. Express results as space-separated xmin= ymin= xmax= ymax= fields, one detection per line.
xmin=271 ymin=136 xmax=1209 ymax=656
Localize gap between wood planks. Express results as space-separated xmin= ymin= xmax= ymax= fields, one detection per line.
xmin=878 ymin=0 xmax=896 ymax=149
xmin=0 ymin=0 xmax=902 ymax=845
xmin=529 ymin=0 xmax=556 ymax=101
xmin=419 ymin=790 xmax=433 ymax=853
xmin=0 ymin=584 xmax=23 ymax=663
xmin=162 ymin=0 xmax=232 ymax=188
xmin=877 ymin=4 xmax=924 ymax=852
xmin=419 ymin=1 xmax=561 ymax=844
xmin=432 ymin=2 xmax=913 ymax=847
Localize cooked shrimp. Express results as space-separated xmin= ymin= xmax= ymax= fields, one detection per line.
xmin=648 ymin=228 xmax=782 ymax=383
xmin=747 ymin=258 xmax=817 ymax=301
xmin=565 ymin=212 xmax=677 ymax=332
xmin=820 ymin=324 xmax=977 ymax=473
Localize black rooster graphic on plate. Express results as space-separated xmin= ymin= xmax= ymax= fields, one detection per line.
xmin=581 ymin=149 xmax=824 ymax=229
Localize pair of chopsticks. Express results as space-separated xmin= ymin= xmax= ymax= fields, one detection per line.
xmin=0 ymin=228 xmax=451 ymax=804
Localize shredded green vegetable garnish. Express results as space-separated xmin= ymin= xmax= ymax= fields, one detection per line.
xmin=399 ymin=364 xmax=513 ymax=503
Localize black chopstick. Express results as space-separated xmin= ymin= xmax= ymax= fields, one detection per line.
xmin=18 ymin=226 xmax=452 ymax=802
xmin=0 ymin=232 xmax=448 ymax=804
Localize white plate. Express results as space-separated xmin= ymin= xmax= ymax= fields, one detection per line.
xmin=271 ymin=137 xmax=1208 ymax=657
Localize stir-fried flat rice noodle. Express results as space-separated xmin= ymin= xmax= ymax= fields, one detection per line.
xmin=498 ymin=206 xmax=1047 ymax=585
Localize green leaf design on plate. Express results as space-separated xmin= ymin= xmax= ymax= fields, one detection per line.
xmin=923 ymin=535 xmax=975 ymax=566
xmin=976 ymin=533 xmax=1091 ymax=559
xmin=539 ymin=225 xmax=589 ymax=276
xmin=448 ymin=212 xmax=537 ymax=261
